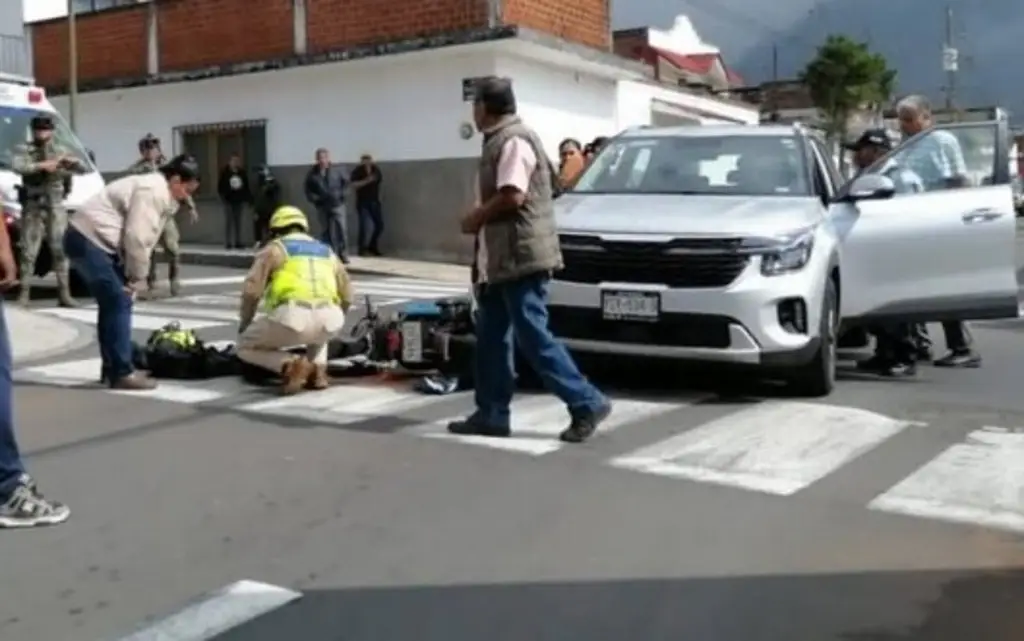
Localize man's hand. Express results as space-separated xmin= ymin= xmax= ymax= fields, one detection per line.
xmin=460 ymin=208 xmax=484 ymax=234
xmin=35 ymin=159 xmax=60 ymax=172
xmin=0 ymin=255 xmax=17 ymax=291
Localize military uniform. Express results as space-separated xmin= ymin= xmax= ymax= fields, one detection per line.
xmin=126 ymin=156 xmax=196 ymax=296
xmin=12 ymin=139 xmax=78 ymax=306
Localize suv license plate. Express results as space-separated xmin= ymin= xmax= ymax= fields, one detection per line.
xmin=400 ymin=321 xmax=424 ymax=362
xmin=601 ymin=291 xmax=660 ymax=322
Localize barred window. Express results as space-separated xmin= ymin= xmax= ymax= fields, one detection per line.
xmin=175 ymin=120 xmax=267 ymax=198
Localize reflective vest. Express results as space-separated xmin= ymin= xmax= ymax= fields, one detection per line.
xmin=263 ymin=232 xmax=340 ymax=310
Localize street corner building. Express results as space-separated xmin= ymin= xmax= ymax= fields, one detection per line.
xmin=27 ymin=0 xmax=758 ymax=263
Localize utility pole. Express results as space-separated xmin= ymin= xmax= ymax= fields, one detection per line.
xmin=771 ymin=43 xmax=778 ymax=82
xmin=942 ymin=4 xmax=958 ymax=112
xmin=67 ymin=0 xmax=78 ymax=131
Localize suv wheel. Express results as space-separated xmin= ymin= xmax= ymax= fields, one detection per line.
xmin=787 ymin=278 xmax=837 ymax=397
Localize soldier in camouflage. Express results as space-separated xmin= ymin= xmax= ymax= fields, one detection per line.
xmin=127 ymin=133 xmax=198 ymax=298
xmin=12 ymin=115 xmax=83 ymax=307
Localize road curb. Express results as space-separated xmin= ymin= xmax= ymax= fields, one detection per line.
xmin=10 ymin=311 xmax=94 ymax=367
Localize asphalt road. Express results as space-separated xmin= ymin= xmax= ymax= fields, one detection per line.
xmin=4 ymin=265 xmax=1024 ymax=641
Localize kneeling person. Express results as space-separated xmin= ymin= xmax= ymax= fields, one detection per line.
xmin=237 ymin=206 xmax=353 ymax=393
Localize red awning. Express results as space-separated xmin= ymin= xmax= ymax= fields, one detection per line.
xmin=651 ymin=47 xmax=719 ymax=75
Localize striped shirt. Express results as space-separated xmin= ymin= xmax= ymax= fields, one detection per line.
xmin=900 ymin=129 xmax=967 ymax=190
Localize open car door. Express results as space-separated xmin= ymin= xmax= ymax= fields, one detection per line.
xmin=832 ymin=119 xmax=1018 ymax=324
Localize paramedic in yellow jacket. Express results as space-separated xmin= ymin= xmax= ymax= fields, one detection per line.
xmin=237 ymin=205 xmax=354 ymax=393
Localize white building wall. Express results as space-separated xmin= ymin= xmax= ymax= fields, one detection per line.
xmin=616 ymin=80 xmax=759 ymax=129
xmin=494 ymin=56 xmax=618 ymax=159
xmin=48 ymin=52 xmax=498 ymax=172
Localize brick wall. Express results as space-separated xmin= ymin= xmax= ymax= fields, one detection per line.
xmin=503 ymin=0 xmax=609 ymax=49
xmin=158 ymin=0 xmax=293 ymax=71
xmin=32 ymin=8 xmax=147 ymax=89
xmin=31 ymin=0 xmax=611 ymax=89
xmin=306 ymin=0 xmax=489 ymax=52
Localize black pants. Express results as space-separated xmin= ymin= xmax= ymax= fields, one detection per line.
xmin=872 ymin=323 xmax=917 ymax=364
xmin=223 ymin=202 xmax=244 ymax=248
xmin=941 ymin=321 xmax=972 ymax=352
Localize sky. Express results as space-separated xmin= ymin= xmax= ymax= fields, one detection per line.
xmin=25 ymin=0 xmax=65 ymax=23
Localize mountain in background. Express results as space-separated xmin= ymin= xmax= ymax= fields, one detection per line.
xmin=612 ymin=0 xmax=1022 ymax=121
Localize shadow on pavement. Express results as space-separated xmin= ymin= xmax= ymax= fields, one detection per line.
xmin=212 ymin=568 xmax=1024 ymax=641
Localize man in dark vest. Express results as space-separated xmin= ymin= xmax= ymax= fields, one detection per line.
xmin=449 ymin=77 xmax=611 ymax=444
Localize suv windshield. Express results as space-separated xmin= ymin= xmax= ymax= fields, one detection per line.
xmin=572 ymin=133 xmax=810 ymax=196
xmin=0 ymin=105 xmax=93 ymax=172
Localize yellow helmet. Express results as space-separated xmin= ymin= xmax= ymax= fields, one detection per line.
xmin=268 ymin=205 xmax=309 ymax=232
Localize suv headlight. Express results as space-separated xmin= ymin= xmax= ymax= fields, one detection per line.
xmin=744 ymin=230 xmax=815 ymax=277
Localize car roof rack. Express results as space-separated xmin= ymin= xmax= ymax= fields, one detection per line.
xmin=0 ymin=73 xmax=34 ymax=87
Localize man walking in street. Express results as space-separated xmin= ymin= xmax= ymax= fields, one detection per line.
xmin=128 ymin=133 xmax=197 ymax=298
xmin=449 ymin=76 xmax=611 ymax=444
xmin=13 ymin=115 xmax=83 ymax=307
xmin=0 ymin=201 xmax=70 ymax=528
xmin=350 ymin=153 xmax=383 ymax=256
xmin=895 ymin=95 xmax=981 ymax=368
xmin=304 ymin=148 xmax=349 ymax=263
xmin=218 ymin=154 xmax=252 ymax=249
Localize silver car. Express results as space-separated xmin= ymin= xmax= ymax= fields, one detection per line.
xmin=547 ymin=121 xmax=1018 ymax=396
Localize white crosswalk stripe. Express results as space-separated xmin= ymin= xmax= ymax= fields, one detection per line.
xmin=14 ymin=352 xmax=1024 ymax=534
xmin=32 ymin=276 xmax=469 ymax=330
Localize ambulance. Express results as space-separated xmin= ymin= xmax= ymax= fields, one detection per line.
xmin=0 ymin=73 xmax=104 ymax=287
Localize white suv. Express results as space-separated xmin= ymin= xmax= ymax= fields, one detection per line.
xmin=548 ymin=121 xmax=1018 ymax=396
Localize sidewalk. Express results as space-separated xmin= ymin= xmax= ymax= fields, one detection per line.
xmin=5 ymin=305 xmax=92 ymax=365
xmin=178 ymin=245 xmax=470 ymax=283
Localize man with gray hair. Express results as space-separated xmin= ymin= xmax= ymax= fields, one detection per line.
xmin=895 ymin=94 xmax=980 ymax=368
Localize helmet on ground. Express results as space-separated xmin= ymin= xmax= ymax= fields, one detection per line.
xmin=30 ymin=115 xmax=54 ymax=130
xmin=159 ymin=154 xmax=200 ymax=181
xmin=139 ymin=133 xmax=160 ymax=151
xmin=268 ymin=205 xmax=309 ymax=232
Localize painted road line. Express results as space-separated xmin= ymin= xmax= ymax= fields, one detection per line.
xmin=609 ymin=401 xmax=914 ymax=495
xmin=37 ymin=307 xmax=230 ymax=330
xmin=176 ymin=294 xmax=241 ymax=306
xmin=237 ymin=381 xmax=458 ymax=425
xmin=868 ymin=426 xmax=1024 ymax=532
xmin=16 ymin=357 xmax=254 ymax=402
xmin=412 ymin=394 xmax=682 ymax=456
xmin=175 ymin=275 xmax=247 ymax=286
xmin=112 ymin=579 xmax=301 ymax=641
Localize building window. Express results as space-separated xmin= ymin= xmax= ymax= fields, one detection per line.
xmin=176 ymin=120 xmax=267 ymax=198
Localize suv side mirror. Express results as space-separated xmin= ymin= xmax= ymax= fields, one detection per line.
xmin=846 ymin=173 xmax=895 ymax=201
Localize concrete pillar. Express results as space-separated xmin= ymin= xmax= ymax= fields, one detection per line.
xmin=293 ymin=0 xmax=306 ymax=55
xmin=146 ymin=0 xmax=159 ymax=75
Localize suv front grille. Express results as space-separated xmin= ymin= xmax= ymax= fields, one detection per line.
xmin=548 ymin=306 xmax=732 ymax=348
xmin=557 ymin=236 xmax=749 ymax=288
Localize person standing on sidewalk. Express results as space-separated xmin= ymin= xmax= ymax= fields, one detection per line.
xmin=0 ymin=205 xmax=70 ymax=527
xmin=127 ymin=133 xmax=197 ymax=298
xmin=895 ymin=95 xmax=981 ymax=368
xmin=304 ymin=148 xmax=350 ymax=263
xmin=350 ymin=153 xmax=383 ymax=256
xmin=64 ymin=155 xmax=201 ymax=390
xmin=449 ymin=77 xmax=612 ymax=444
xmin=218 ymin=154 xmax=252 ymax=249
xmin=13 ymin=115 xmax=83 ymax=308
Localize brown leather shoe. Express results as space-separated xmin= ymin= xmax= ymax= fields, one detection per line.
xmin=110 ymin=372 xmax=157 ymax=390
xmin=306 ymin=364 xmax=329 ymax=390
xmin=281 ymin=358 xmax=313 ymax=395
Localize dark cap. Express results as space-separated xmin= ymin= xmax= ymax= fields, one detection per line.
xmin=844 ymin=128 xmax=893 ymax=151
xmin=159 ymin=154 xmax=200 ymax=181
xmin=138 ymin=133 xmax=160 ymax=150
xmin=30 ymin=115 xmax=54 ymax=130
xmin=472 ymin=76 xmax=516 ymax=117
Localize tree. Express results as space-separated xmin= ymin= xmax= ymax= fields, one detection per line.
xmin=800 ymin=35 xmax=897 ymax=164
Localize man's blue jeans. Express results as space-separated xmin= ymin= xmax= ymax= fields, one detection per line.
xmin=0 ymin=300 xmax=25 ymax=502
xmin=357 ymin=200 xmax=383 ymax=251
xmin=63 ymin=227 xmax=134 ymax=382
xmin=473 ymin=272 xmax=605 ymax=427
